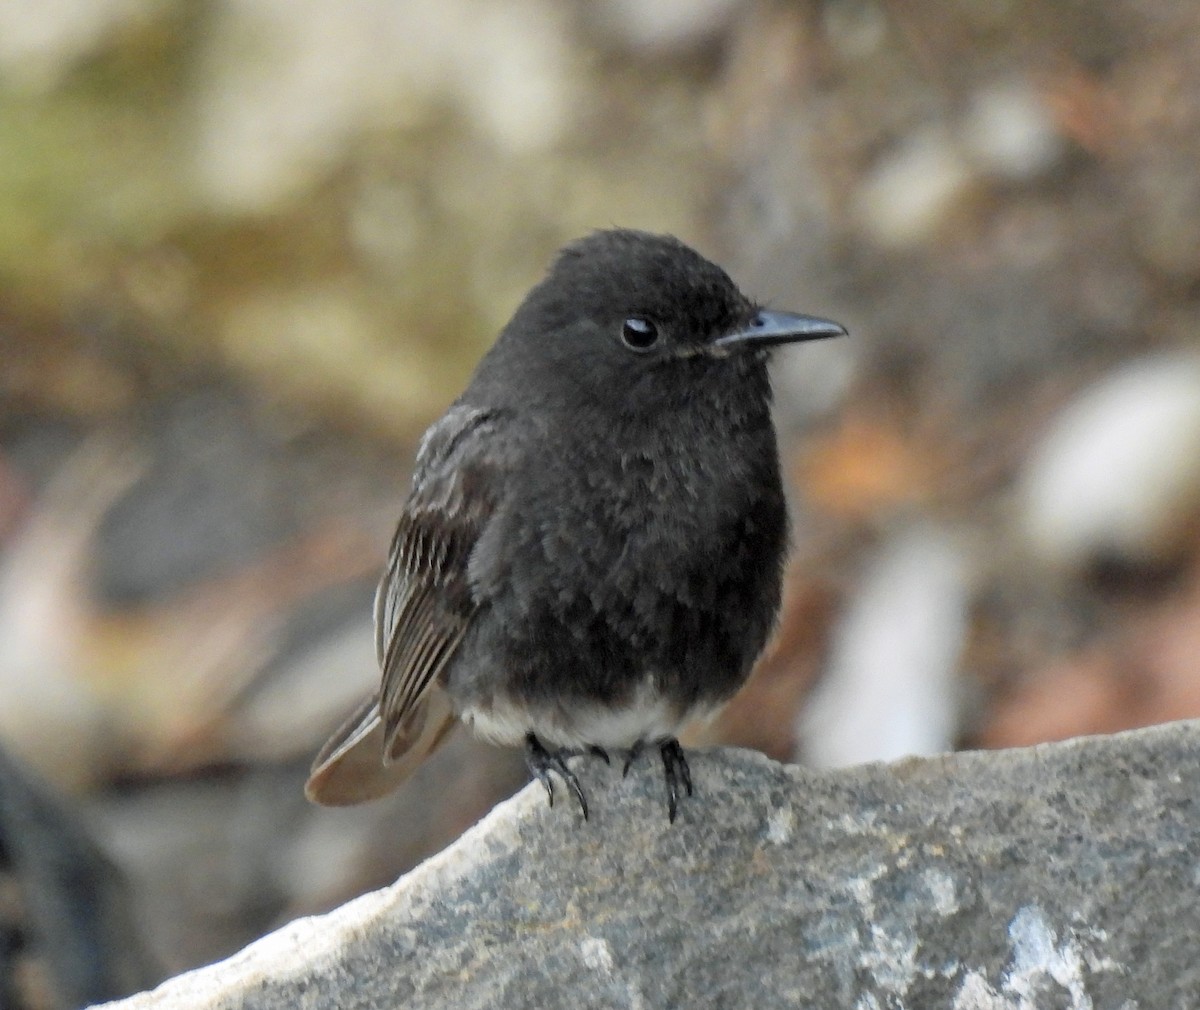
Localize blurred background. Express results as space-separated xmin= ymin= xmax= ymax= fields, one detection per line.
xmin=3 ymin=0 xmax=1200 ymax=1005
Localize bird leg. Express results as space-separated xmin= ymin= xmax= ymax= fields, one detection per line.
xmin=525 ymin=733 xmax=590 ymax=820
xmin=622 ymin=740 xmax=645 ymax=778
xmin=659 ymin=738 xmax=693 ymax=824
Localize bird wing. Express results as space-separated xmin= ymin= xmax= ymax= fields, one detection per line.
xmin=305 ymin=405 xmax=505 ymax=806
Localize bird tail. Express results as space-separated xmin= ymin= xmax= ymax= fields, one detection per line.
xmin=304 ymin=689 xmax=456 ymax=806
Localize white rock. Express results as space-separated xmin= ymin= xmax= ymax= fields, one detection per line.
xmin=963 ymin=80 xmax=1064 ymax=182
xmin=0 ymin=0 xmax=149 ymax=92
xmin=0 ymin=439 xmax=136 ymax=789
xmin=1018 ymin=353 xmax=1200 ymax=568
xmin=590 ymin=0 xmax=742 ymax=54
xmin=800 ymin=524 xmax=969 ymax=768
xmin=856 ymin=127 xmax=976 ymax=249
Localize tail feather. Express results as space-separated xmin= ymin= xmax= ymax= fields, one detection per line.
xmin=305 ymin=690 xmax=456 ymax=806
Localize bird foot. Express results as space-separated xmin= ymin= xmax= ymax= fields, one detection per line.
xmin=623 ymin=737 xmax=694 ymax=822
xmin=525 ymin=734 xmax=590 ymax=820
xmin=526 ymin=736 xmax=691 ymax=822
xmin=659 ymin=738 xmax=693 ymax=823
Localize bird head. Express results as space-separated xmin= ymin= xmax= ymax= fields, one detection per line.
xmin=480 ymin=229 xmax=845 ymax=408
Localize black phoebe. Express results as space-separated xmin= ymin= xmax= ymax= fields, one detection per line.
xmin=306 ymin=229 xmax=845 ymax=821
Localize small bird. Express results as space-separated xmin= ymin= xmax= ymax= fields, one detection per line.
xmin=306 ymin=229 xmax=845 ymax=821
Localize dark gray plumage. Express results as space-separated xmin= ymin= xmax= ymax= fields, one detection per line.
xmin=306 ymin=229 xmax=845 ymax=821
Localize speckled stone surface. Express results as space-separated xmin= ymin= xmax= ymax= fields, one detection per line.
xmin=98 ymin=722 xmax=1200 ymax=1009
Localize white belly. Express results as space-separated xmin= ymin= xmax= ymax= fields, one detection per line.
xmin=460 ymin=683 xmax=717 ymax=750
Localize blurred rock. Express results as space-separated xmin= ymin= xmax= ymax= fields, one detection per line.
xmin=962 ymin=79 xmax=1065 ymax=182
xmin=0 ymin=405 xmax=390 ymax=787
xmin=225 ymin=609 xmax=376 ymax=765
xmin=820 ymin=0 xmax=888 ymax=63
xmin=85 ymin=770 xmax=308 ymax=974
xmin=587 ymin=0 xmax=742 ymax=55
xmin=0 ymin=438 xmax=138 ymax=791
xmin=855 ymin=126 xmax=977 ymax=249
xmin=214 ymin=282 xmax=451 ymax=423
xmin=1132 ymin=163 xmax=1200 ymax=281
xmin=100 ymin=725 xmax=1200 ymax=1009
xmin=799 ymin=524 xmax=969 ymax=766
xmin=0 ymin=0 xmax=716 ymax=434
xmin=0 ymin=0 xmax=145 ymax=92
xmin=1017 ymin=353 xmax=1200 ymax=570
xmin=89 ymin=738 xmax=525 ymax=972
xmin=194 ymin=0 xmax=576 ymax=213
xmin=980 ymin=553 xmax=1200 ymax=748
xmin=0 ymin=744 xmax=158 ymax=1009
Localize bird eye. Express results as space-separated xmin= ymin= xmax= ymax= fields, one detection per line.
xmin=621 ymin=317 xmax=659 ymax=351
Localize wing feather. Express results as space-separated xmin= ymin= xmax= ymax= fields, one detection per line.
xmin=306 ymin=404 xmax=506 ymax=805
xmin=375 ymin=406 xmax=504 ymax=757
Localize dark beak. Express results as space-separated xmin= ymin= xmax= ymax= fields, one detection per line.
xmin=714 ymin=310 xmax=847 ymax=350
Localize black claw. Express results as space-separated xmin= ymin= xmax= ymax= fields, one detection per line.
xmin=588 ymin=745 xmax=611 ymax=765
xmin=622 ymin=740 xmax=645 ymax=778
xmin=525 ymin=734 xmax=589 ymax=820
xmin=660 ymin=738 xmax=693 ymax=824
xmin=525 ymin=735 xmax=557 ymax=806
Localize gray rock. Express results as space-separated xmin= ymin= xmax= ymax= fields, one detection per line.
xmin=97 ymin=722 xmax=1200 ymax=1009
